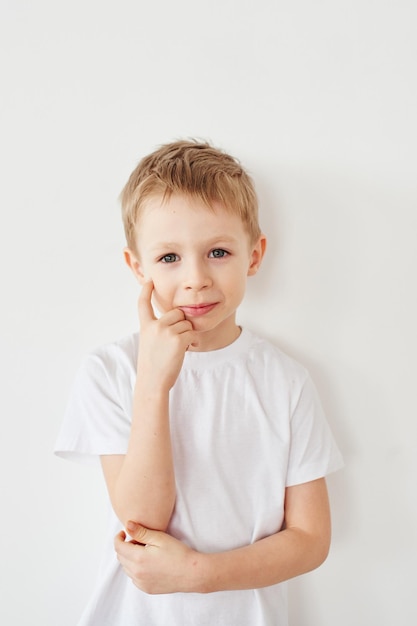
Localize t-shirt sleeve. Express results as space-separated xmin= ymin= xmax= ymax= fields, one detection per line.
xmin=286 ymin=373 xmax=344 ymax=486
xmin=54 ymin=351 xmax=132 ymax=466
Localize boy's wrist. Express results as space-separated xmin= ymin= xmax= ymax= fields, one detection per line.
xmin=186 ymin=551 xmax=217 ymax=594
xmin=134 ymin=376 xmax=171 ymax=399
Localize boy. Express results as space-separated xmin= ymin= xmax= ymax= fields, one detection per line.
xmin=55 ymin=140 xmax=343 ymax=625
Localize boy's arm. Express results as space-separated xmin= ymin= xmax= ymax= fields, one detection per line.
xmin=100 ymin=383 xmax=173 ymax=531
xmin=101 ymin=281 xmax=196 ymax=531
xmin=115 ymin=477 xmax=331 ymax=593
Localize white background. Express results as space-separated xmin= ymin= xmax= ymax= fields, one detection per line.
xmin=1 ymin=1 xmax=416 ymax=624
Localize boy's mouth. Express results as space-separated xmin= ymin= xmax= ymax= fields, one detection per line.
xmin=178 ymin=303 xmax=218 ymax=317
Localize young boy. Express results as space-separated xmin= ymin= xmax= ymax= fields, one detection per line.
xmin=55 ymin=140 xmax=343 ymax=626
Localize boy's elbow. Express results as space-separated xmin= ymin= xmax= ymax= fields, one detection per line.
xmin=310 ymin=528 xmax=331 ymax=570
xmin=113 ymin=497 xmax=174 ymax=533
xmin=294 ymin=526 xmax=331 ymax=574
xmin=115 ymin=505 xmax=172 ymax=533
xmin=316 ymin=536 xmax=331 ymax=568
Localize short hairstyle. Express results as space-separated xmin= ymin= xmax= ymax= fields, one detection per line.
xmin=120 ymin=139 xmax=261 ymax=250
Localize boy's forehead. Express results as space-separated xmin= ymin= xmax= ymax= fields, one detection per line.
xmin=135 ymin=193 xmax=250 ymax=247
xmin=139 ymin=193 xmax=241 ymax=227
xmin=142 ymin=192 xmax=225 ymax=215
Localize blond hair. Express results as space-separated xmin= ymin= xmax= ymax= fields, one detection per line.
xmin=120 ymin=139 xmax=261 ymax=250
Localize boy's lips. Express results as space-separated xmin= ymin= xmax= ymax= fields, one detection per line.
xmin=178 ymin=303 xmax=218 ymax=317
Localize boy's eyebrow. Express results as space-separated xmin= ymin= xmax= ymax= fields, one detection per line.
xmin=149 ymin=235 xmax=241 ymax=250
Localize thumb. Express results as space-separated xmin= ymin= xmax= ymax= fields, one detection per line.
xmin=126 ymin=521 xmax=155 ymax=545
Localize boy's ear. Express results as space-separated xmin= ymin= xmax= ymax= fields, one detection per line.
xmin=123 ymin=247 xmax=146 ymax=285
xmin=247 ymin=234 xmax=267 ymax=276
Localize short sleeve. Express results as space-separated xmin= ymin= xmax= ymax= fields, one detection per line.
xmin=54 ymin=342 xmax=135 ymax=466
xmin=286 ymin=374 xmax=344 ymax=486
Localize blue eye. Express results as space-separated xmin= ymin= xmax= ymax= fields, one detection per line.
xmin=210 ymin=249 xmax=228 ymax=258
xmin=160 ymin=254 xmax=179 ymax=263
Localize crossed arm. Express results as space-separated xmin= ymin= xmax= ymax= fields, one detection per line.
xmin=102 ymin=435 xmax=331 ymax=596
xmin=111 ymin=477 xmax=331 ymax=595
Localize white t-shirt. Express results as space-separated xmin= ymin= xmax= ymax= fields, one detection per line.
xmin=55 ymin=328 xmax=343 ymax=626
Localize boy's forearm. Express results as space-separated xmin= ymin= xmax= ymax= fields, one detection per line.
xmin=193 ymin=527 xmax=330 ymax=593
xmin=115 ymin=519 xmax=331 ymax=595
xmin=112 ymin=382 xmax=176 ymax=530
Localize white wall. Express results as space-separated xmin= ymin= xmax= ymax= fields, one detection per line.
xmin=1 ymin=1 xmax=416 ymax=624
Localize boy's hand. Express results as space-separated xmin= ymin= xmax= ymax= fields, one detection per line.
xmin=137 ymin=281 xmax=197 ymax=392
xmin=115 ymin=522 xmax=201 ymax=594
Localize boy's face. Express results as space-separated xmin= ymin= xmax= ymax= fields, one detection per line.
xmin=125 ymin=193 xmax=266 ymax=351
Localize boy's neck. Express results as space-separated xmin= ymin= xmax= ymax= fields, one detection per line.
xmin=187 ymin=323 xmax=242 ymax=352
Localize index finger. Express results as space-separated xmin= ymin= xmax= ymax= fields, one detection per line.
xmin=138 ymin=280 xmax=156 ymax=324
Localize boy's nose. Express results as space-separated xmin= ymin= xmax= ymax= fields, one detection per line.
xmin=183 ymin=260 xmax=212 ymax=290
